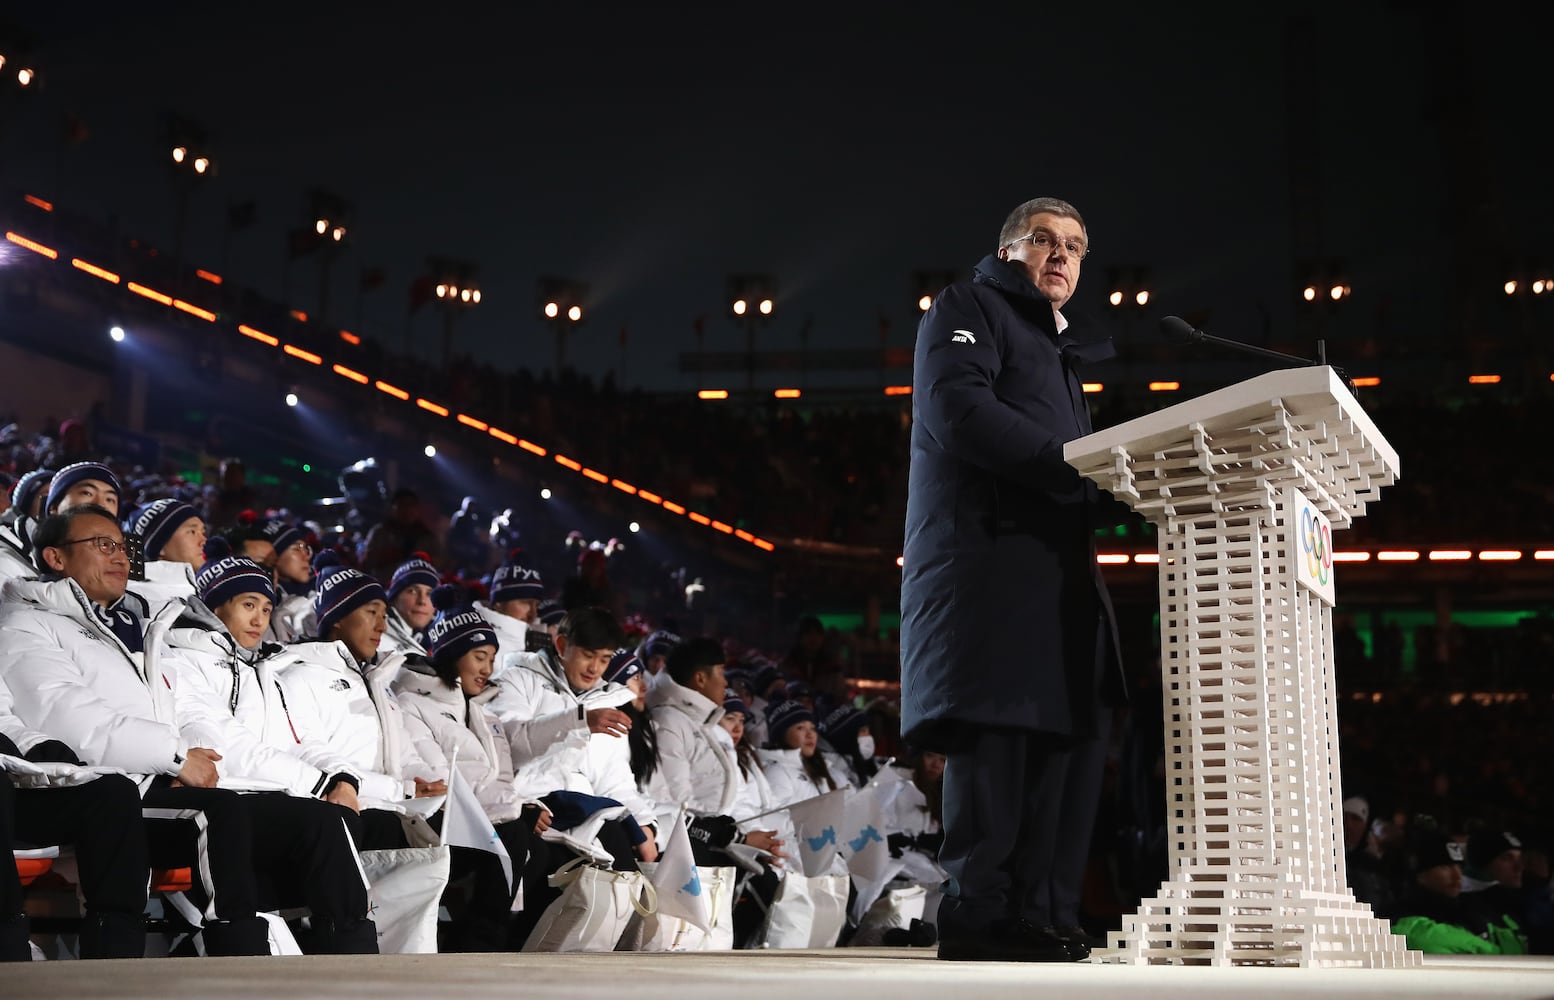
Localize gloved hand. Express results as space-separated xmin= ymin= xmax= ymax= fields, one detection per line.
xmin=24 ymin=740 xmax=85 ymax=766
xmin=687 ymin=814 xmax=738 ymax=849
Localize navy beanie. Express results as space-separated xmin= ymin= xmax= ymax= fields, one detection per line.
xmin=490 ymin=559 xmax=544 ymax=604
xmin=819 ymin=704 xmax=867 ymax=744
xmin=722 ymin=689 xmax=749 ymax=721
xmin=129 ymin=498 xmax=200 ymax=562
xmin=536 ymin=599 xmax=566 ymax=627
xmin=46 ymin=461 xmax=121 ymax=514
xmin=258 ymin=517 xmax=307 ymax=557
xmin=196 ymin=556 xmax=276 ymax=610
xmin=388 ymin=555 xmax=440 ymax=600
xmin=313 ymin=567 xmax=387 ymax=638
xmin=425 ymin=603 xmax=498 ymax=668
xmin=603 ymin=649 xmax=643 ymax=686
xmin=765 ymin=699 xmax=815 ymax=747
xmin=751 ymin=662 xmax=786 ymax=700
xmin=638 ymin=629 xmax=682 ymax=661
xmin=11 ymin=468 xmax=53 ymax=516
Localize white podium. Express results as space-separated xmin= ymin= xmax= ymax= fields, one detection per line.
xmin=1064 ymin=366 xmax=1418 ymax=967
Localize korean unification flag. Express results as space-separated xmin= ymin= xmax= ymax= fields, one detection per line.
xmin=440 ymin=754 xmax=513 ymax=892
xmin=648 ymin=807 xmax=711 ymax=933
xmin=839 ymin=779 xmax=900 ymax=922
xmin=785 ymin=786 xmax=849 ymax=878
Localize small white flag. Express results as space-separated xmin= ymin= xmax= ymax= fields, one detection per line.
xmin=840 ymin=780 xmax=902 ymax=923
xmin=785 ymin=786 xmax=849 ymax=878
xmin=440 ymin=752 xmax=513 ymax=892
xmin=648 ymin=806 xmax=711 ymax=933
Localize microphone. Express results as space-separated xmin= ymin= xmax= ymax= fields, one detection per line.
xmin=1160 ymin=316 xmax=1354 ymax=392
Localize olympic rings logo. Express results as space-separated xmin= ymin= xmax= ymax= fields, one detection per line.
xmin=1300 ymin=506 xmax=1332 ymax=586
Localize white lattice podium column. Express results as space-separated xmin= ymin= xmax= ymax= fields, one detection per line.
xmin=1064 ymin=368 xmax=1418 ymax=968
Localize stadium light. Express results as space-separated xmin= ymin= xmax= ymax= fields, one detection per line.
xmin=544 ymin=301 xmax=559 ymax=318
xmin=16 ymin=68 xmax=33 ymax=87
xmin=109 ymin=325 xmax=125 ymax=342
xmin=567 ymin=304 xmax=582 ymax=322
xmin=629 ymin=521 xmax=640 ymax=533
xmin=285 ymin=391 xmax=299 ymax=407
xmin=758 ymin=298 xmax=774 ymax=316
xmin=732 ymin=298 xmax=747 ymax=316
xmin=424 ymin=444 xmax=437 ymax=458
xmin=1109 ymin=290 xmax=1124 ymax=307
xmin=1504 ymin=280 xmax=1519 ymax=295
xmin=1134 ymin=290 xmax=1150 ymax=306
xmin=918 ymin=294 xmax=933 ymax=311
xmin=540 ymin=488 xmax=552 ymax=500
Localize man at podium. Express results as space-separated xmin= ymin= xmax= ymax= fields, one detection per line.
xmin=900 ymin=196 xmax=1129 ymax=963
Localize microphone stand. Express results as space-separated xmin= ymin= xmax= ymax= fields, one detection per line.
xmin=1173 ymin=323 xmax=1355 ymax=395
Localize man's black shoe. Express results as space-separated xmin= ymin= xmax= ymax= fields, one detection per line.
xmin=1048 ymin=923 xmax=1098 ymax=961
xmin=937 ymin=918 xmax=1073 ymax=962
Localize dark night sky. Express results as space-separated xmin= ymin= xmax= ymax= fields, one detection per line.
xmin=1 ymin=3 xmax=1548 ymax=391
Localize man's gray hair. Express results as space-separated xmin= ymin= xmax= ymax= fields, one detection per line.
xmin=998 ymin=197 xmax=1086 ymax=249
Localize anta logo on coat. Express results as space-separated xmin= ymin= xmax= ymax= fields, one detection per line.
xmin=950 ymin=330 xmax=976 ymax=344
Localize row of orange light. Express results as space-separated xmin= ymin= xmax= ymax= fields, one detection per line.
xmin=685 ymin=368 xmax=1548 ymax=401
xmin=4 ymin=221 xmax=776 ymax=554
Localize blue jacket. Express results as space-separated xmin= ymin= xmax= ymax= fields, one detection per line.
xmin=900 ymin=254 xmax=1126 ymax=748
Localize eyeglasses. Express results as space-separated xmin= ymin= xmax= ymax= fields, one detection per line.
xmin=1005 ymin=228 xmax=1088 ymax=261
xmin=56 ymin=536 xmax=129 ymax=557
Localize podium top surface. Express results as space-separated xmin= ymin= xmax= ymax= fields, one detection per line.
xmin=1064 ymin=366 xmax=1399 ymax=525
xmin=1065 ymin=366 xmax=1399 ymax=476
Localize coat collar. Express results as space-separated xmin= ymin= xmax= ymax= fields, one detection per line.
xmin=646 ymin=676 xmax=726 ymax=727
xmin=971 ymin=253 xmax=1117 ymax=365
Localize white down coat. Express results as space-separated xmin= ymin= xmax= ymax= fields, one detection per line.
xmin=0 ymin=577 xmax=186 ymax=792
xmin=394 ymin=670 xmax=526 ymax=824
xmin=377 ymin=607 xmax=427 ymax=658
xmin=719 ymin=729 xmax=798 ymax=851
xmin=0 ymin=515 xmax=38 ymax=584
xmin=644 ymin=678 xmax=738 ymax=825
xmin=160 ymin=600 xmax=363 ymax=798
xmin=489 ymin=649 xmax=656 ymax=828
xmin=276 ymin=640 xmax=437 ymax=806
xmin=128 ymin=559 xmax=196 ymax=619
xmin=756 ymin=747 xmax=853 ymax=808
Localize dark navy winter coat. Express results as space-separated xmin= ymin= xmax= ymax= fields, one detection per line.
xmin=900 ymin=254 xmax=1126 ymax=750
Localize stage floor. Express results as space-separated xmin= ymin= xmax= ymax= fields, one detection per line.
xmin=8 ymin=948 xmax=1554 ymax=1000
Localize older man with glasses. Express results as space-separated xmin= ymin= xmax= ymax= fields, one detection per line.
xmin=0 ymin=505 xmax=378 ymax=956
xmin=901 ymin=197 xmax=1132 ymax=963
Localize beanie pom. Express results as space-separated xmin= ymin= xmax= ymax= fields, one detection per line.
xmin=311 ymin=548 xmax=343 ymax=572
xmin=203 ymin=536 xmax=232 ymax=562
xmin=236 ymin=509 xmax=260 ymax=526
xmin=430 ymin=583 xmax=465 ymax=612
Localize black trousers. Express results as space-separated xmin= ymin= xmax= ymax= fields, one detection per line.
xmin=3 ymin=773 xmax=148 ymax=919
xmin=938 ymin=710 xmax=1111 ymax=930
xmin=2 ymin=773 xmax=149 ymax=960
xmin=428 ymin=811 xmax=535 ymax=952
xmin=140 ymin=784 xmax=373 ymax=954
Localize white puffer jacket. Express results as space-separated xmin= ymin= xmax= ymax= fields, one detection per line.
xmin=0 ymin=515 xmax=38 ymax=583
xmin=755 ymin=747 xmax=853 ymax=808
xmin=0 ymin=577 xmax=186 ymax=791
xmin=720 ymin=729 xmax=797 ymax=849
xmin=129 ymin=559 xmax=196 ymax=619
xmin=160 ymin=599 xmax=362 ymax=798
xmin=378 ymin=607 xmax=428 ymax=658
xmin=395 ymin=670 xmax=526 ymax=824
xmin=489 ymin=650 xmax=656 ymax=827
xmin=276 ymin=640 xmax=436 ymax=805
xmin=645 ymin=678 xmax=738 ymax=824
xmin=271 ymin=590 xmax=315 ymax=644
